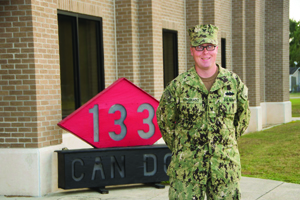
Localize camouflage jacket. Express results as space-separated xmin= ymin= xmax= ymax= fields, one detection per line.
xmin=156 ymin=65 xmax=250 ymax=185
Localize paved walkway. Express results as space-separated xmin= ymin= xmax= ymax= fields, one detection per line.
xmin=292 ymin=117 xmax=300 ymax=121
xmin=1 ymin=177 xmax=300 ymax=200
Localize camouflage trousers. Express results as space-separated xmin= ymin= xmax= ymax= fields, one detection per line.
xmin=168 ymin=177 xmax=241 ymax=200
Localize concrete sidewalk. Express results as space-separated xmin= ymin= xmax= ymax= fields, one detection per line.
xmin=1 ymin=177 xmax=300 ymax=200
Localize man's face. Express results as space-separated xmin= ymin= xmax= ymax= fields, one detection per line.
xmin=190 ymin=43 xmax=218 ymax=70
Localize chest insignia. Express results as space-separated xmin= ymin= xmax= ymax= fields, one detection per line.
xmin=225 ymin=91 xmax=234 ymax=96
xmin=183 ymin=98 xmax=200 ymax=103
xmin=224 ymin=91 xmax=236 ymax=102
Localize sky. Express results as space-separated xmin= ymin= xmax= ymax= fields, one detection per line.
xmin=290 ymin=0 xmax=300 ymax=21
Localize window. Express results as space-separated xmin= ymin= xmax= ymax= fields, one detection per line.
xmin=58 ymin=12 xmax=104 ymax=118
xmin=163 ymin=29 xmax=178 ymax=88
xmin=221 ymin=38 xmax=226 ymax=68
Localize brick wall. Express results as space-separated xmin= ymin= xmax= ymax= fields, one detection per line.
xmin=30 ymin=0 xmax=61 ymax=147
xmin=232 ymin=0 xmax=265 ymax=99
xmin=115 ymin=0 xmax=137 ymax=83
xmin=215 ymin=0 xmax=232 ymax=70
xmin=131 ymin=0 xmax=141 ymax=86
xmin=137 ymin=0 xmax=156 ymax=97
xmin=265 ymin=0 xmax=289 ymax=102
xmin=282 ymin=0 xmax=290 ymax=102
xmin=232 ymin=0 xmax=246 ymax=82
xmin=1 ymin=0 xmax=34 ymax=147
xmin=260 ymin=0 xmax=265 ymax=102
xmin=151 ymin=0 xmax=163 ymax=99
xmin=0 ymin=0 xmax=61 ymax=148
xmin=186 ymin=0 xmax=203 ymax=70
xmin=245 ymin=0 xmax=262 ymax=107
xmin=202 ymin=0 xmax=215 ymax=24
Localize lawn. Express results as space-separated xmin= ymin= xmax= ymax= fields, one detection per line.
xmin=238 ymin=121 xmax=300 ymax=184
xmin=291 ymin=98 xmax=300 ymax=117
xmin=290 ymin=92 xmax=300 ymax=117
xmin=289 ymin=92 xmax=300 ymax=98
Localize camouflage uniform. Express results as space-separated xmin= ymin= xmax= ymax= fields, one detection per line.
xmin=156 ymin=65 xmax=250 ymax=199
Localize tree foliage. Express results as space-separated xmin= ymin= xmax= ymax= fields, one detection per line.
xmin=290 ymin=19 xmax=300 ymax=68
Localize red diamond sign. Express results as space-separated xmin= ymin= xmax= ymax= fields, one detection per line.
xmin=57 ymin=78 xmax=162 ymax=148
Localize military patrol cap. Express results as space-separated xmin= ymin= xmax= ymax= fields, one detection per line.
xmin=188 ymin=24 xmax=219 ymax=46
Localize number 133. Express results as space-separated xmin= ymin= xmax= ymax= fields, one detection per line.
xmin=89 ymin=103 xmax=155 ymax=142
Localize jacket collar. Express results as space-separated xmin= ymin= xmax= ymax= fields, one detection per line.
xmin=184 ymin=65 xmax=232 ymax=93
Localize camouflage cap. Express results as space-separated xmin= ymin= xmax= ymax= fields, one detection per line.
xmin=188 ymin=24 xmax=219 ymax=46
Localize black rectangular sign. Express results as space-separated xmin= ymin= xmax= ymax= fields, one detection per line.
xmin=56 ymin=144 xmax=171 ymax=189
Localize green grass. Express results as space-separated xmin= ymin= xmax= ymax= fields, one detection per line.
xmin=290 ymin=93 xmax=300 ymax=117
xmin=238 ymin=121 xmax=300 ymax=184
xmin=290 ymin=92 xmax=300 ymax=98
xmin=291 ymin=98 xmax=300 ymax=117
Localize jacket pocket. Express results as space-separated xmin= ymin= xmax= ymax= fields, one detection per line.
xmin=178 ymin=98 xmax=204 ymax=129
xmin=221 ymin=96 xmax=237 ymax=115
xmin=179 ymin=98 xmax=204 ymax=117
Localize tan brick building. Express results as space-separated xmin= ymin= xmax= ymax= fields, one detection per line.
xmin=0 ymin=0 xmax=291 ymax=196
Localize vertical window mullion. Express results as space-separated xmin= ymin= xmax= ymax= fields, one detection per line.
xmin=173 ymin=32 xmax=178 ymax=79
xmin=221 ymin=38 xmax=226 ymax=69
xmin=73 ymin=17 xmax=81 ymax=108
xmin=96 ymin=18 xmax=105 ymax=92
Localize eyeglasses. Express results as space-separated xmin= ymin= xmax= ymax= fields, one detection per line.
xmin=194 ymin=45 xmax=216 ymax=51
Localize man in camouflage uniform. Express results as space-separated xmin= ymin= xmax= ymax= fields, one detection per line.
xmin=156 ymin=24 xmax=250 ymax=200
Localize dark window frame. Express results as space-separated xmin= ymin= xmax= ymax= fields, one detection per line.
xmin=221 ymin=38 xmax=226 ymax=69
xmin=162 ymin=29 xmax=179 ymax=88
xmin=58 ymin=11 xmax=105 ymax=118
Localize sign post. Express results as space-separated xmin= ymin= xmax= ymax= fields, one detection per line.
xmin=56 ymin=145 xmax=171 ymax=193
xmin=57 ymin=78 xmax=170 ymax=193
